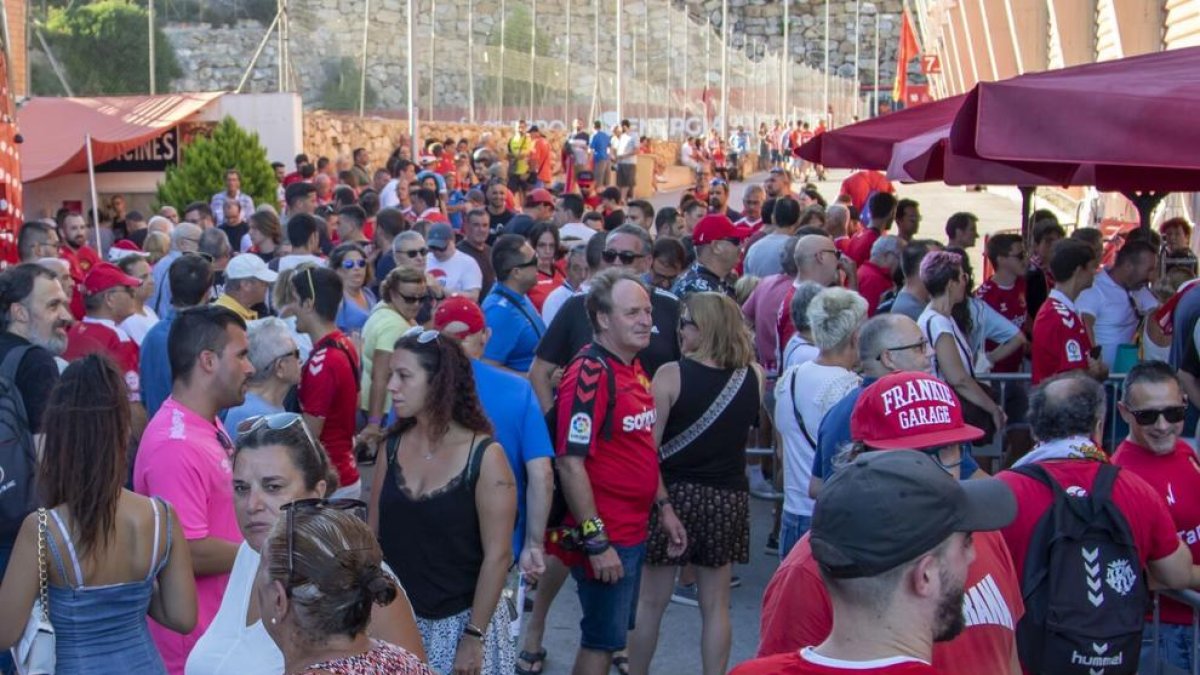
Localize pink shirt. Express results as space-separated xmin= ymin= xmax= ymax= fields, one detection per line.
xmin=133 ymin=397 xmax=243 ymax=674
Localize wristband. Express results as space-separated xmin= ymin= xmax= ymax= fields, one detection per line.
xmin=580 ymin=516 xmax=606 ymax=539
xmin=367 ymin=416 xmax=384 ymax=426
xmin=463 ymin=623 xmax=485 ymax=641
xmin=582 ymin=530 xmax=612 ymax=556
xmin=655 ymin=497 xmax=672 ymax=511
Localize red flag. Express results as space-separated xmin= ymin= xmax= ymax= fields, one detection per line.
xmin=892 ymin=8 xmax=921 ymax=106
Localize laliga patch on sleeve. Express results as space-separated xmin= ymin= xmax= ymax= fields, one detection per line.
xmin=1066 ymin=339 xmax=1083 ymax=363
xmin=568 ymin=412 xmax=592 ymax=445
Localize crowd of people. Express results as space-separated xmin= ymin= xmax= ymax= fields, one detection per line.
xmin=2 ymin=119 xmax=1200 ymax=675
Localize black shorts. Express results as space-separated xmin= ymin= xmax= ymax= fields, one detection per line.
xmin=616 ymin=163 xmax=636 ymax=188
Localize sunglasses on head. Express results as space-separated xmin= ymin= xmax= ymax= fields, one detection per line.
xmin=397 ymin=248 xmax=428 ymax=258
xmin=237 ymin=412 xmax=320 ymax=451
xmin=281 ymin=498 xmax=369 ymax=587
xmin=602 ymin=250 xmax=645 ymax=265
xmin=402 ymin=325 xmax=440 ymax=344
xmin=340 ymin=258 xmax=367 ymax=269
xmin=1126 ymin=405 xmax=1187 ymax=426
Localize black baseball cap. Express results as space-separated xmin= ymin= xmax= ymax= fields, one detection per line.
xmin=810 ymin=450 xmax=1016 ymax=579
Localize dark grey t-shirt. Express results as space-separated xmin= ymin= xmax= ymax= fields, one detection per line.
xmin=889 ymin=289 xmax=928 ymax=322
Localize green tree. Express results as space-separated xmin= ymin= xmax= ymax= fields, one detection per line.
xmin=156 ymin=117 xmax=277 ymax=211
xmin=34 ymin=0 xmax=183 ymax=95
xmin=486 ymin=4 xmax=556 ymax=109
xmin=318 ymin=57 xmax=379 ymax=112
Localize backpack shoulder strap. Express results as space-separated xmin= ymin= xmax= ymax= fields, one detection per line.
xmin=0 ymin=345 xmax=34 ymax=384
xmin=1090 ymin=462 xmax=1120 ymax=502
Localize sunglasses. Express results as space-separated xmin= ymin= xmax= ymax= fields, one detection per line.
xmin=397 ymin=291 xmax=427 ymax=304
xmin=237 ymin=412 xmax=320 ymax=451
xmin=428 ymin=245 xmax=447 ymax=253
xmin=679 ymin=317 xmax=698 ymax=330
xmin=341 ymin=258 xmax=368 ymax=269
xmin=602 ymin=250 xmax=645 ymax=265
xmin=1126 ymin=406 xmax=1187 ymax=426
xmin=282 ymin=498 xmax=369 ymax=588
xmin=402 ymin=326 xmax=440 ymax=343
xmin=397 ymin=248 xmax=428 ymax=258
xmin=513 ymin=258 xmax=538 ymax=270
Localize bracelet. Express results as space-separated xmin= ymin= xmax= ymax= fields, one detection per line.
xmin=463 ymin=623 xmax=485 ymax=641
xmin=580 ymin=516 xmax=606 ymax=539
xmin=582 ymin=532 xmax=612 ymax=556
xmin=367 ymin=416 xmax=384 ymax=426
xmin=654 ymin=497 xmax=672 ymax=511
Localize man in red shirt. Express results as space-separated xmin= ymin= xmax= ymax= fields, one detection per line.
xmin=285 ymin=266 xmax=362 ymax=499
xmin=737 ymin=448 xmax=1016 ymax=675
xmin=775 ymin=234 xmax=845 ymax=361
xmin=529 ymin=125 xmax=554 ymax=187
xmin=976 ymin=233 xmax=1030 ymax=374
xmin=844 ymin=192 xmax=898 ymax=267
xmin=839 ymin=169 xmax=894 ymax=216
xmin=63 ymin=262 xmax=143 ymax=408
xmin=553 ymin=269 xmax=685 ymax=675
xmin=1111 ymin=361 xmax=1200 ymax=672
xmin=1031 ymin=239 xmax=1108 ymax=384
xmin=857 ymin=235 xmax=902 ymax=316
xmin=756 ymin=372 xmax=1025 ymax=675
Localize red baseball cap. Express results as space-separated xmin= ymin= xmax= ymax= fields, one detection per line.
xmin=850 ymin=371 xmax=984 ymax=450
xmin=526 ymin=188 xmax=555 ymax=207
xmin=433 ymin=296 xmax=486 ymax=338
xmin=692 ymin=214 xmax=749 ymax=246
xmin=82 ymin=262 xmax=142 ymax=295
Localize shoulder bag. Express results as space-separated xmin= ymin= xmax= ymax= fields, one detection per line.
xmin=12 ymin=508 xmax=55 ymax=675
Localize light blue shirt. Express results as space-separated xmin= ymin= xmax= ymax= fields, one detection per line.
xmin=149 ymin=250 xmax=182 ymax=318
xmin=140 ymin=314 xmax=175 ymax=418
xmin=223 ymin=392 xmax=285 ymax=444
xmin=481 ymin=284 xmax=546 ymax=373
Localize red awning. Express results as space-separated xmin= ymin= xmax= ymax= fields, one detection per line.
xmin=18 ymin=92 xmax=222 ymax=183
xmin=796 ymin=95 xmax=964 ymax=170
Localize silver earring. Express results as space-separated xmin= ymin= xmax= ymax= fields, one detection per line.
xmin=271 ymin=617 xmax=278 ymax=625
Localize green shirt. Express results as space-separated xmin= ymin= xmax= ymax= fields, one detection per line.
xmin=359 ymin=302 xmax=412 ymax=411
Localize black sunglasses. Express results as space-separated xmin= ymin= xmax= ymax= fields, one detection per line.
xmin=397 ymin=291 xmax=428 ymax=304
xmin=1126 ymin=406 xmax=1187 ymax=426
xmin=281 ymin=498 xmax=368 ymax=587
xmin=602 ymin=250 xmax=645 ymax=265
xmin=428 ymin=244 xmax=447 ymax=253
xmin=513 ymin=258 xmax=538 ymax=270
xmin=397 ymin=248 xmax=428 ymax=258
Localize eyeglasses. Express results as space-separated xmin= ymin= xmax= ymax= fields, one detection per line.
xmin=304 ymin=267 xmax=316 ymax=301
xmin=340 ymin=258 xmax=368 ymax=269
xmin=216 ymin=428 xmax=234 ymax=458
xmin=878 ymin=338 xmax=929 ymax=359
xmin=281 ymin=498 xmax=368 ymax=588
xmin=602 ymin=250 xmax=646 ymax=265
xmin=272 ymin=348 xmax=301 ymax=364
xmin=397 ymin=248 xmax=428 ymax=258
xmin=1126 ymin=406 xmax=1187 ymax=426
xmin=402 ymin=326 xmax=440 ymax=343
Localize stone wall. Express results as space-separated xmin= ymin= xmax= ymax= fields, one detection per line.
xmin=164 ymin=0 xmax=906 ymax=117
xmin=304 ymin=111 xmax=682 ymax=176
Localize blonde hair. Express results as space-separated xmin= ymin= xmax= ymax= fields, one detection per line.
xmin=143 ymin=231 xmax=170 ymax=264
xmin=683 ymin=292 xmax=755 ymax=369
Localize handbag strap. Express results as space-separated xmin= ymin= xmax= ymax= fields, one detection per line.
xmin=36 ymin=508 xmax=49 ymax=620
xmin=658 ymin=366 xmax=748 ymax=462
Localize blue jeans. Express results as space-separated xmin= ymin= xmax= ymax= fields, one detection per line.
xmin=1141 ymin=623 xmax=1195 ymax=674
xmin=780 ymin=511 xmax=811 ymax=561
xmin=0 ymin=541 xmax=12 ymax=674
xmin=571 ymin=542 xmax=646 ymax=652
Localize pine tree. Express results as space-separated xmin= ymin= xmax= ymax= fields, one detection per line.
xmin=156 ymin=116 xmax=277 ymax=211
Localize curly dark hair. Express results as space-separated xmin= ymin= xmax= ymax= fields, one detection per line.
xmin=388 ymin=331 xmax=493 ymax=439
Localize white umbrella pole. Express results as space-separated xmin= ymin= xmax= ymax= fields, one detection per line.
xmin=86 ymin=134 xmax=101 ymax=252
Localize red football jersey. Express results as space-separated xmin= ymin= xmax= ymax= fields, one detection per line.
xmin=975 ymin=276 xmax=1029 ymax=373
xmin=1031 ymin=291 xmax=1092 ymax=384
xmin=63 ymin=318 xmax=140 ymax=402
xmin=299 ymin=330 xmax=361 ymax=488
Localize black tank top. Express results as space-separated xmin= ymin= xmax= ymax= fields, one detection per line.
xmin=377 ymin=432 xmax=490 ymax=620
xmin=659 ymin=359 xmax=760 ymax=491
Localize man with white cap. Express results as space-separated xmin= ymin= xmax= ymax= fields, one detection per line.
xmin=214 ymin=253 xmax=279 ymax=321
xmin=756 ymin=371 xmax=1024 ymax=674
xmin=111 ymin=243 xmax=158 ymax=345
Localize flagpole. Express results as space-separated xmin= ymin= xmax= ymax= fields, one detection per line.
xmin=86 ymin=134 xmax=101 ymax=252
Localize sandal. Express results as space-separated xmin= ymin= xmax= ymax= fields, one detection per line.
xmin=612 ymin=654 xmax=631 ymax=675
xmin=516 ymin=648 xmax=547 ymax=675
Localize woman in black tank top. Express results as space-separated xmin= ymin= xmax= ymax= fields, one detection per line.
xmin=626 ymin=293 xmax=764 ymax=675
xmin=367 ymin=328 xmax=517 ymax=674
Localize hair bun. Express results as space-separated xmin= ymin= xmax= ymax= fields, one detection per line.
xmin=361 ymin=565 xmax=398 ymax=606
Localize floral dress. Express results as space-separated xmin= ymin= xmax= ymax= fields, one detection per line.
xmin=299 ymin=641 xmax=433 ymax=675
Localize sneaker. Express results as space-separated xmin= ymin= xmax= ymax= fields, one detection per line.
xmin=730 ymin=575 xmax=743 ymax=589
xmin=671 ymin=583 xmax=700 ymax=607
xmin=750 ymin=479 xmax=781 ymax=500
xmin=764 ymin=533 xmax=779 ymax=556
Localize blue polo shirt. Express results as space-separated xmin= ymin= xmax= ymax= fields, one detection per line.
xmin=140 ymin=314 xmax=176 ymax=419
xmin=481 ymin=284 xmax=545 ymax=373
xmin=590 ymin=131 xmax=611 ymax=161
xmin=471 ymin=359 xmax=554 ymax=559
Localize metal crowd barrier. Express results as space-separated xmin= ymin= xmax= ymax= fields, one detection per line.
xmin=974 ymin=371 xmax=1129 ymax=465
xmin=1150 ymin=590 xmax=1200 ymax=675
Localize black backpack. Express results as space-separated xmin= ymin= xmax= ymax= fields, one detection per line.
xmin=0 ymin=345 xmax=38 ymax=541
xmin=1012 ymin=462 xmax=1146 ymax=675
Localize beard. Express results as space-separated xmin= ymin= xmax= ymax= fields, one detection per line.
xmin=932 ymin=571 xmax=967 ymax=643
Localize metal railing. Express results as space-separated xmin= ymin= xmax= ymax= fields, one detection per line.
xmin=1150 ymin=590 xmax=1200 ymax=675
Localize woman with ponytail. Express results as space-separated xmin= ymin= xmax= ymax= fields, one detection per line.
xmin=368 ymin=327 xmax=518 ymax=674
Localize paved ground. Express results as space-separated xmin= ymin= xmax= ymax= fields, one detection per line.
xmin=524 ymin=170 xmax=1024 ymax=674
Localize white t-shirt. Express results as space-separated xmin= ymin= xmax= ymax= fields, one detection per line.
xmin=119 ymin=306 xmax=160 ymax=346
xmin=918 ymin=306 xmax=974 ymax=380
xmin=275 ymin=253 xmax=326 ymax=273
xmin=614 ymin=133 xmax=638 ymax=164
xmin=185 ymin=543 xmax=281 ymax=675
xmin=542 ymin=283 xmax=581 ymax=326
xmin=379 ymin=178 xmax=402 ymax=209
xmin=559 ymin=223 xmax=598 ymax=243
xmin=774 ymin=361 xmax=861 ymax=517
xmin=1077 ymin=269 xmax=1144 ymax=368
xmin=426 ymin=249 xmax=483 ymax=294
xmin=780 ymin=333 xmax=820 ymax=372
